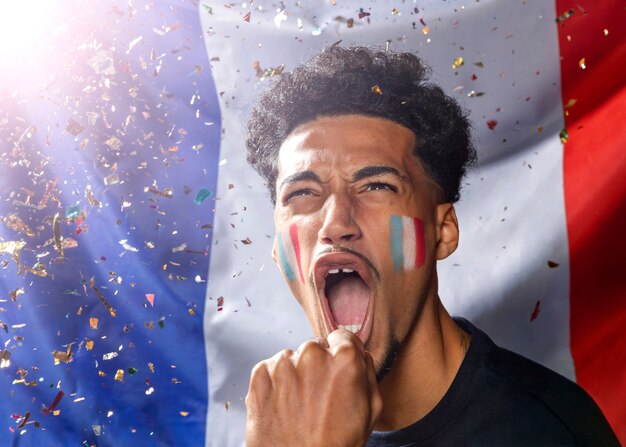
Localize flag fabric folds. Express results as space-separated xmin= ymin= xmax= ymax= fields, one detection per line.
xmin=0 ymin=1 xmax=623 ymax=446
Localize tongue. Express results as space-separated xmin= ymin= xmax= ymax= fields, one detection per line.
xmin=327 ymin=276 xmax=370 ymax=325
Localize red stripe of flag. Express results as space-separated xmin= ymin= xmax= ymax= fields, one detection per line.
xmin=413 ymin=217 xmax=425 ymax=268
xmin=289 ymin=223 xmax=304 ymax=283
xmin=557 ymin=0 xmax=626 ymax=442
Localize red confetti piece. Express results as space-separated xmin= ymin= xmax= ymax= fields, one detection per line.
xmin=243 ymin=12 xmax=251 ymax=22
xmin=43 ymin=390 xmax=64 ymax=416
xmin=530 ymin=301 xmax=541 ymax=322
xmin=487 ymin=119 xmax=498 ymax=130
xmin=145 ymin=293 xmax=155 ymax=307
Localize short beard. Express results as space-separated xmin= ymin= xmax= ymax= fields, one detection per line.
xmin=375 ymin=338 xmax=401 ymax=382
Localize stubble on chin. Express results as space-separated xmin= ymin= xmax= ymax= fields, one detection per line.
xmin=374 ymin=338 xmax=402 ymax=382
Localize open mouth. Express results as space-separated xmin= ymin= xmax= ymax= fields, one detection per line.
xmin=314 ymin=253 xmax=374 ymax=343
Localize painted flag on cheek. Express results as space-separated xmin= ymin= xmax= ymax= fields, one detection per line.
xmin=277 ymin=224 xmax=304 ymax=283
xmin=390 ymin=215 xmax=426 ymax=272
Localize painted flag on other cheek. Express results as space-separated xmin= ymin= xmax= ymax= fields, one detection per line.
xmin=390 ymin=215 xmax=426 ymax=272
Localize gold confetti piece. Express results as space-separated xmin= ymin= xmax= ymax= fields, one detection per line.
xmin=172 ymin=242 xmax=187 ymax=253
xmin=5 ymin=213 xmax=36 ymax=237
xmin=89 ymin=317 xmax=99 ymax=330
xmin=104 ymin=136 xmax=123 ymax=151
xmin=391 ymin=8 xmax=399 ymax=15
xmin=85 ymin=185 xmax=102 ymax=207
xmin=147 ymin=187 xmax=173 ymax=198
xmin=65 ymin=118 xmax=85 ymax=136
xmin=1 ymin=349 xmax=11 ymax=368
xmin=564 ymin=98 xmax=577 ymax=109
xmin=9 ymin=288 xmax=25 ymax=301
xmin=180 ymin=411 xmax=189 ymax=417
xmin=114 ymin=369 xmax=125 ymax=382
xmin=555 ymin=9 xmax=575 ymax=23
xmin=93 ymin=287 xmax=116 ymax=317
xmin=148 ymin=362 xmax=155 ymax=373
xmin=52 ymin=213 xmax=64 ymax=260
xmin=0 ymin=240 xmax=26 ymax=255
xmin=98 ymin=371 xmax=106 ymax=377
xmin=422 ymin=26 xmax=429 ymax=34
xmin=85 ymin=339 xmax=94 ymax=351
xmin=452 ymin=57 xmax=464 ymax=69
xmin=188 ymin=309 xmax=196 ymax=316
xmin=371 ymin=85 xmax=382 ymax=95
xmin=104 ymin=173 xmax=120 ymax=186
xmin=225 ymin=401 xmax=231 ymax=411
xmin=53 ymin=345 xmax=73 ymax=364
xmin=536 ymin=127 xmax=544 ymax=133
xmin=578 ymin=58 xmax=586 ymax=69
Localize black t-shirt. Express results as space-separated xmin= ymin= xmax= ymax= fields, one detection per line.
xmin=367 ymin=318 xmax=620 ymax=447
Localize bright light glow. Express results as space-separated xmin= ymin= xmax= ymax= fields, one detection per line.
xmin=0 ymin=1 xmax=55 ymax=65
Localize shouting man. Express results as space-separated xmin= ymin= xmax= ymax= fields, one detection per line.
xmin=243 ymin=45 xmax=618 ymax=446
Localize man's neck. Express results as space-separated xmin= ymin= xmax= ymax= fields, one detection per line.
xmin=373 ymin=299 xmax=470 ymax=431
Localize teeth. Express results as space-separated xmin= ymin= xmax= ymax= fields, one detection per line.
xmin=337 ymin=324 xmax=362 ymax=333
xmin=327 ymin=268 xmax=354 ymax=276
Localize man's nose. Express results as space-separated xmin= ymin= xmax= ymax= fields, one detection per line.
xmin=318 ymin=194 xmax=361 ymax=245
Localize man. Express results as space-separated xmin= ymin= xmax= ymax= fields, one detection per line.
xmin=243 ymin=45 xmax=619 ymax=446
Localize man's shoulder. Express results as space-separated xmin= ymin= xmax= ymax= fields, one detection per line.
xmin=474 ymin=328 xmax=620 ymax=446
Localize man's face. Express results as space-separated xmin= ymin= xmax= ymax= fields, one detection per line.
xmin=272 ymin=114 xmax=457 ymax=375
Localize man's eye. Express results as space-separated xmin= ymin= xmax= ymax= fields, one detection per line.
xmin=365 ymin=182 xmax=398 ymax=192
xmin=284 ymin=189 xmax=313 ymax=202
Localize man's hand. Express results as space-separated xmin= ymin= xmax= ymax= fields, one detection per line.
xmin=245 ymin=329 xmax=382 ymax=447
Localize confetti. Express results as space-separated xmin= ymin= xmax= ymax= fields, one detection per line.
xmin=555 ymin=9 xmax=575 ymax=23
xmin=104 ymin=173 xmax=120 ymax=186
xmin=65 ymin=118 xmax=85 ymax=136
xmin=43 ymin=391 xmax=65 ymax=416
xmin=93 ymin=286 xmax=117 ymax=317
xmin=53 ymin=345 xmax=74 ymax=364
xmin=52 ymin=213 xmax=64 ymax=260
xmin=547 ymin=260 xmax=560 ymax=268
xmin=145 ymin=293 xmax=155 ymax=306
xmin=530 ymin=300 xmax=541 ymax=321
xmin=486 ymin=120 xmax=498 ymax=130
xmin=452 ymin=57 xmax=464 ymax=69
xmin=89 ymin=318 xmax=99 ymax=330
xmin=217 ymin=296 xmax=224 ymax=311
xmin=559 ymin=128 xmax=569 ymax=144
xmin=103 ymin=352 xmax=118 ymax=361
xmin=371 ymin=85 xmax=382 ymax=95
xmin=114 ymin=369 xmax=125 ymax=381
xmin=194 ymin=187 xmax=212 ymax=204
xmin=243 ymin=12 xmax=251 ymax=22
xmin=578 ymin=58 xmax=586 ymax=69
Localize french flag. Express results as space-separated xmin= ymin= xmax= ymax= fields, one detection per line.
xmin=0 ymin=0 xmax=624 ymax=446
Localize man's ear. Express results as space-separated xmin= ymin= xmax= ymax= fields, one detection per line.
xmin=435 ymin=203 xmax=459 ymax=260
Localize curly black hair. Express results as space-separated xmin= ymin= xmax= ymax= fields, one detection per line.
xmin=246 ymin=44 xmax=476 ymax=204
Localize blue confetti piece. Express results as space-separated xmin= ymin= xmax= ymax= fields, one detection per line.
xmin=194 ymin=187 xmax=213 ymax=205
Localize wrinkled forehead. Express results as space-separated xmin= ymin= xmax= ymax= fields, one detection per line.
xmin=276 ymin=114 xmax=418 ymax=175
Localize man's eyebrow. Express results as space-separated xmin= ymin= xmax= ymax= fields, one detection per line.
xmin=279 ymin=170 xmax=322 ymax=189
xmin=352 ymin=165 xmax=406 ymax=182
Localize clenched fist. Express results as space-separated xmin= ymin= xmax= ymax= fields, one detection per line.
xmin=245 ymin=329 xmax=383 ymax=447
